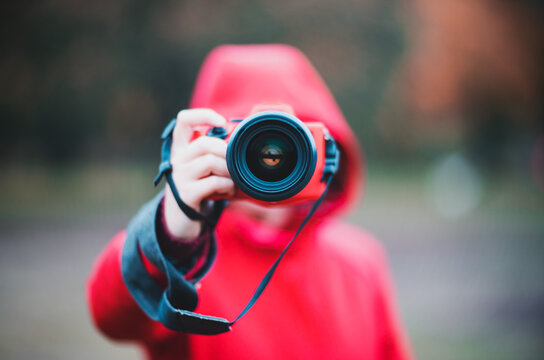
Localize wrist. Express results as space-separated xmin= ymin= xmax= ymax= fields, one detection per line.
xmin=158 ymin=197 xmax=209 ymax=265
xmin=163 ymin=190 xmax=202 ymax=241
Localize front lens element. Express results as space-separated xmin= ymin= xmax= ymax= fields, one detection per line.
xmin=260 ymin=145 xmax=282 ymax=167
xmin=246 ymin=131 xmax=297 ymax=182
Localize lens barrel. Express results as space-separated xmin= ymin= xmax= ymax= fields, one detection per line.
xmin=226 ymin=111 xmax=317 ymax=202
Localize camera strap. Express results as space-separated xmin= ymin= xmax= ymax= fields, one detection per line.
xmin=153 ymin=119 xmax=224 ymax=226
xmin=122 ymin=118 xmax=336 ymax=335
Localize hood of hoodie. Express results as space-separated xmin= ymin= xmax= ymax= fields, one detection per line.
xmin=190 ymin=44 xmax=364 ymax=249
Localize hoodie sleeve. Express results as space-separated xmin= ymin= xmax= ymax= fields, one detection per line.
xmin=86 ymin=193 xmax=211 ymax=342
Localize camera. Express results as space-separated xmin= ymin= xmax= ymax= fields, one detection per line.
xmin=193 ymin=104 xmax=339 ymax=205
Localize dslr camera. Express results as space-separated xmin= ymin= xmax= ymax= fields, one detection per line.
xmin=193 ymin=104 xmax=339 ymax=205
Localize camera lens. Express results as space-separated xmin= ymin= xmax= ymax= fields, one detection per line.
xmin=246 ymin=131 xmax=297 ymax=182
xmin=260 ymin=145 xmax=282 ymax=167
xmin=226 ymin=111 xmax=317 ymax=202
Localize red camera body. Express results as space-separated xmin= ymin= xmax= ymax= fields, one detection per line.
xmin=192 ymin=105 xmax=337 ymax=206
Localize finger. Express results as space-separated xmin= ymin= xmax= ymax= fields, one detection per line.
xmin=172 ymin=135 xmax=227 ymax=163
xmin=182 ymin=176 xmax=235 ymax=205
xmin=173 ymin=109 xmax=226 ymax=146
xmin=193 ymin=175 xmax=234 ymax=201
xmin=174 ymin=153 xmax=230 ymax=180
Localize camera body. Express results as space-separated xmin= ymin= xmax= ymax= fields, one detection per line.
xmin=193 ymin=105 xmax=339 ymax=205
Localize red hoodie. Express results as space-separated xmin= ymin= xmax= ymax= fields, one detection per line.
xmin=87 ymin=44 xmax=412 ymax=360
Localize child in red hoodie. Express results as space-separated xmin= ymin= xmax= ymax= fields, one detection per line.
xmin=87 ymin=44 xmax=412 ymax=360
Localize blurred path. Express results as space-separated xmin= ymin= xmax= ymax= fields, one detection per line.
xmin=0 ymin=216 xmax=139 ymax=360
xmin=1 ymin=173 xmax=543 ymax=360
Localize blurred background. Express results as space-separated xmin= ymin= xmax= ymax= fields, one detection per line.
xmin=1 ymin=0 xmax=543 ymax=359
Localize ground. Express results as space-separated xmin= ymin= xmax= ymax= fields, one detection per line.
xmin=1 ymin=162 xmax=543 ymax=359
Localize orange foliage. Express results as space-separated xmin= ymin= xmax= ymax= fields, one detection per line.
xmin=400 ymin=0 xmax=544 ymax=121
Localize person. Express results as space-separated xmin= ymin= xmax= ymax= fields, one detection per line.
xmin=87 ymin=44 xmax=412 ymax=359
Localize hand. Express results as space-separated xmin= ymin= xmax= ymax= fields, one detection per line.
xmin=163 ymin=109 xmax=235 ymax=241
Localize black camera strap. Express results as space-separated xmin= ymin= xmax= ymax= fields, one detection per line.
xmin=230 ymin=174 xmax=333 ymax=324
xmin=122 ymin=118 xmax=336 ymax=335
xmin=153 ymin=119 xmax=224 ymax=226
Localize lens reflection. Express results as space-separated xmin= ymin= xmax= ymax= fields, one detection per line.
xmin=260 ymin=144 xmax=283 ymax=168
xmin=246 ymin=131 xmax=297 ymax=182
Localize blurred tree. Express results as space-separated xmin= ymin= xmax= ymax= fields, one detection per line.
xmin=380 ymin=0 xmax=544 ymax=173
xmin=0 ymin=0 xmax=403 ymax=163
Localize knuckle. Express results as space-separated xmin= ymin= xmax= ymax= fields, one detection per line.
xmin=202 ymin=153 xmax=215 ymax=166
xmin=193 ymin=134 xmax=227 ymax=154
xmin=188 ymin=138 xmax=204 ymax=153
xmin=170 ymin=151 xmax=181 ymax=164
xmin=176 ymin=109 xmax=188 ymax=121
xmin=171 ymin=158 xmax=185 ymax=170
xmin=173 ymin=164 xmax=191 ymax=180
xmin=210 ymin=176 xmax=221 ymax=188
xmin=171 ymin=152 xmax=184 ymax=164
xmin=195 ymin=135 xmax=216 ymax=148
